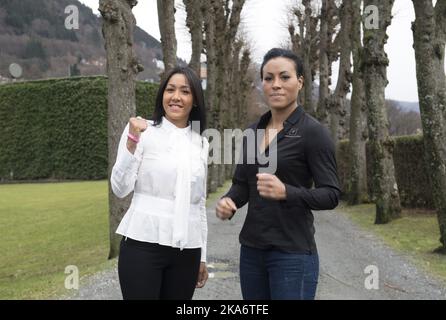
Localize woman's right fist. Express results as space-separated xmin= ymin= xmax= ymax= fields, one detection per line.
xmin=216 ymin=197 xmax=237 ymax=220
xmin=129 ymin=116 xmax=148 ymax=136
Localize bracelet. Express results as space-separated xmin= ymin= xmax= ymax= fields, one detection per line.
xmin=127 ymin=132 xmax=140 ymax=143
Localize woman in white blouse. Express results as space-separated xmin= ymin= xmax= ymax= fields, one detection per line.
xmin=111 ymin=66 xmax=209 ymax=300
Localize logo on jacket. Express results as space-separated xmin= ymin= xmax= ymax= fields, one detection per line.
xmin=285 ymin=127 xmax=301 ymax=138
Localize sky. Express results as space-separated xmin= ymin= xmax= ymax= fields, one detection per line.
xmin=78 ymin=0 xmax=445 ymax=103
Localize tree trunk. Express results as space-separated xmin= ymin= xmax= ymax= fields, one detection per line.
xmin=412 ymin=0 xmax=446 ymax=253
xmin=212 ymin=0 xmax=245 ymax=188
xmin=213 ymin=1 xmax=227 ymax=188
xmin=362 ymin=0 xmax=401 ymax=224
xmin=318 ymin=0 xmax=331 ymax=124
xmin=238 ymin=49 xmax=252 ymax=129
xmin=290 ymin=0 xmax=317 ymax=115
xmin=303 ymin=45 xmax=314 ymax=115
xmin=229 ymin=40 xmax=243 ymax=176
xmin=318 ymin=0 xmax=340 ymax=125
xmin=99 ymin=0 xmax=143 ymax=259
xmin=288 ymin=23 xmax=305 ymax=106
xmin=328 ymin=0 xmax=353 ymax=145
xmin=185 ymin=0 xmax=203 ymax=76
xmin=157 ymin=0 xmax=177 ymax=78
xmin=203 ymin=1 xmax=219 ymax=193
xmin=347 ymin=0 xmax=368 ymax=205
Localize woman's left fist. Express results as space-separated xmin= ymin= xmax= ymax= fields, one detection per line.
xmin=256 ymin=173 xmax=287 ymax=200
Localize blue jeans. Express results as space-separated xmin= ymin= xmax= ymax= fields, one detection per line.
xmin=240 ymin=245 xmax=319 ymax=300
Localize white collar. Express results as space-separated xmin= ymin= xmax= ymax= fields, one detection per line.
xmin=162 ymin=116 xmax=191 ymax=134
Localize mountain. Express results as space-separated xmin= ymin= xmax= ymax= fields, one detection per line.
xmin=0 ymin=0 xmax=162 ymax=82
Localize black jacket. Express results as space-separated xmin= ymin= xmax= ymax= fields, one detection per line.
xmin=225 ymin=106 xmax=341 ymax=254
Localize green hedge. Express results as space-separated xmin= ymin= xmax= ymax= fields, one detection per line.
xmin=338 ymin=135 xmax=434 ymax=209
xmin=0 ymin=76 xmax=158 ymax=181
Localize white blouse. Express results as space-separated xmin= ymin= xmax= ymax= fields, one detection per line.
xmin=110 ymin=116 xmax=209 ymax=262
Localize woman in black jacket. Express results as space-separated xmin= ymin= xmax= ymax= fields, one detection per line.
xmin=216 ymin=48 xmax=341 ymax=300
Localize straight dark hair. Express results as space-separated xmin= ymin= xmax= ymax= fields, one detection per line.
xmin=152 ymin=66 xmax=207 ymax=134
xmin=260 ymin=48 xmax=304 ymax=80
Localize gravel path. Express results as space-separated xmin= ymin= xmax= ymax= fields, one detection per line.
xmin=64 ymin=192 xmax=446 ymax=300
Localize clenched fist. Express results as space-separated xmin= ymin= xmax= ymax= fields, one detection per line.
xmin=256 ymin=173 xmax=287 ymax=200
xmin=127 ymin=116 xmax=148 ymax=154
xmin=216 ymin=197 xmax=237 ymax=220
xmin=129 ymin=116 xmax=148 ymax=137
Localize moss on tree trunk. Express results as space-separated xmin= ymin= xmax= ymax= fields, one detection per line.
xmin=412 ymin=0 xmax=446 ymax=253
xmin=99 ymin=0 xmax=142 ymax=259
xmin=362 ymin=0 xmax=401 ymax=224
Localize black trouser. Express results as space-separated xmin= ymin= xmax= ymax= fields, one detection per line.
xmin=118 ymin=237 xmax=201 ymax=300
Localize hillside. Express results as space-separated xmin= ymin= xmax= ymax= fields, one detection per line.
xmin=0 ymin=0 xmax=162 ymax=82
xmin=392 ymin=100 xmax=419 ymax=113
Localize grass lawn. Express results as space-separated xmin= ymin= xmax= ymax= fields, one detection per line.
xmin=0 ymin=180 xmax=112 ymax=299
xmin=0 ymin=179 xmax=231 ymax=300
xmin=339 ymin=202 xmax=446 ymax=281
